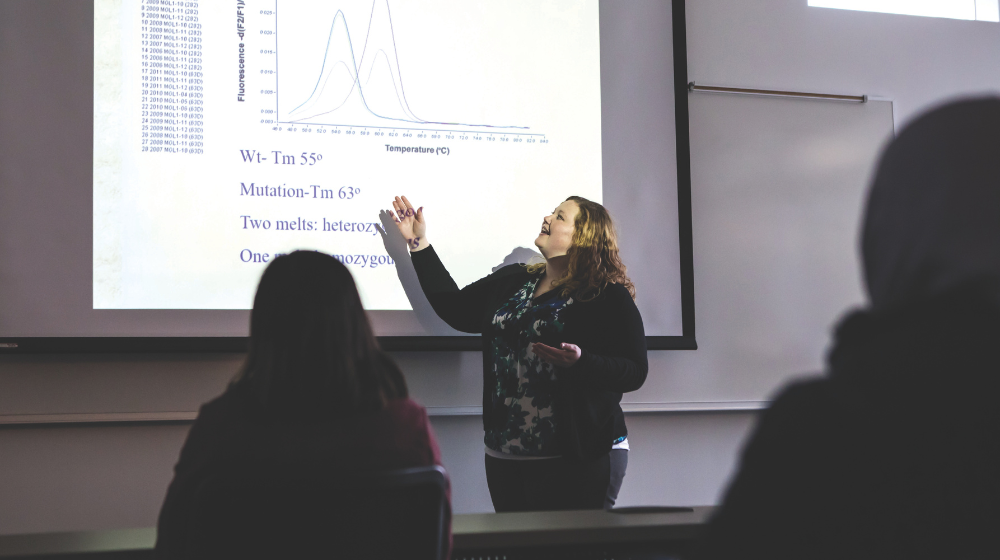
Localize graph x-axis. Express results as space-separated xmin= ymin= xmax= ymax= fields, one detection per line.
xmin=276 ymin=121 xmax=545 ymax=137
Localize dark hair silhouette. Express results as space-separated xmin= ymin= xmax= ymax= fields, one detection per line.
xmin=232 ymin=251 xmax=407 ymax=418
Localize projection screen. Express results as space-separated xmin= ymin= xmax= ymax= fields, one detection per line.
xmin=0 ymin=0 xmax=694 ymax=352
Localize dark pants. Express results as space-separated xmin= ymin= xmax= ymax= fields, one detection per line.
xmin=485 ymin=449 xmax=628 ymax=512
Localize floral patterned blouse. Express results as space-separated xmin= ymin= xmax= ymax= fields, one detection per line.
xmin=484 ymin=277 xmax=574 ymax=456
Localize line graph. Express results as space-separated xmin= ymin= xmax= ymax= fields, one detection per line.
xmin=275 ymin=0 xmax=534 ymax=134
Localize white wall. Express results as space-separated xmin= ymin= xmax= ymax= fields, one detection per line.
xmin=5 ymin=0 xmax=1000 ymax=536
xmin=687 ymin=0 xmax=1000 ymax=128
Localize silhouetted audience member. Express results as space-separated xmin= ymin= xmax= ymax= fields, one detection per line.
xmin=155 ymin=251 xmax=450 ymax=558
xmin=699 ymin=98 xmax=1000 ymax=559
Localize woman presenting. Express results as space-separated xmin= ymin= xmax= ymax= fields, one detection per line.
xmin=391 ymin=195 xmax=648 ymax=512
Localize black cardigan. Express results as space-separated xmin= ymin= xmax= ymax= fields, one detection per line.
xmin=698 ymin=292 xmax=1000 ymax=559
xmin=411 ymin=246 xmax=648 ymax=460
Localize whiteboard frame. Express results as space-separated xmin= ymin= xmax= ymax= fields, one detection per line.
xmin=0 ymin=402 xmax=764 ymax=426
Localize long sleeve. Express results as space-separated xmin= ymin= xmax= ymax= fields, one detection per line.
xmin=414 ymin=405 xmax=453 ymax=560
xmin=410 ymin=245 xmax=521 ymax=333
xmin=564 ymin=285 xmax=649 ymax=393
xmin=698 ymin=380 xmax=833 ymax=560
xmin=155 ymin=450 xmax=196 ymax=559
xmin=155 ymin=401 xmax=231 ymax=559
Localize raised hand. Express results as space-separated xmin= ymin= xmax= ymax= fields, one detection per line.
xmin=390 ymin=195 xmax=428 ymax=251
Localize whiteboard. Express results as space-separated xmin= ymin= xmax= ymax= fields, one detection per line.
xmin=622 ymin=93 xmax=895 ymax=411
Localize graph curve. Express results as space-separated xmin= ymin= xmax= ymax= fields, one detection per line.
xmin=285 ymin=0 xmax=529 ymax=130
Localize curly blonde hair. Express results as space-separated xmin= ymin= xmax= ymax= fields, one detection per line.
xmin=527 ymin=196 xmax=635 ymax=301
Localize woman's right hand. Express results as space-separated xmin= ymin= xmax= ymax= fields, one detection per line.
xmin=390 ymin=195 xmax=428 ymax=251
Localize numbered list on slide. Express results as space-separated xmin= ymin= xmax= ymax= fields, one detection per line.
xmin=140 ymin=0 xmax=204 ymax=154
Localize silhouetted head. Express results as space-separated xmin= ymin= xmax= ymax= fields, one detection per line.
xmin=234 ymin=251 xmax=406 ymax=418
xmin=862 ymin=98 xmax=1000 ymax=310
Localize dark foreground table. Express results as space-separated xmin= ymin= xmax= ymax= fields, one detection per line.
xmin=452 ymin=506 xmax=712 ymax=559
xmin=0 ymin=507 xmax=712 ymax=560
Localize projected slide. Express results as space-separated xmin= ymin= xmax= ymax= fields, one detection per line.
xmin=94 ymin=0 xmax=602 ymax=310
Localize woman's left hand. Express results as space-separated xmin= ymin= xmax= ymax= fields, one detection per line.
xmin=533 ymin=342 xmax=582 ymax=368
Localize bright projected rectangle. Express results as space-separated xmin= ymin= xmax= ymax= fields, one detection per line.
xmin=0 ymin=0 xmax=686 ymax=341
xmin=807 ymin=0 xmax=1000 ymax=21
xmin=94 ymin=0 xmax=602 ymax=311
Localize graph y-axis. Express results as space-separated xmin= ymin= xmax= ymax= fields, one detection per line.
xmin=275 ymin=0 xmax=279 ymax=119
